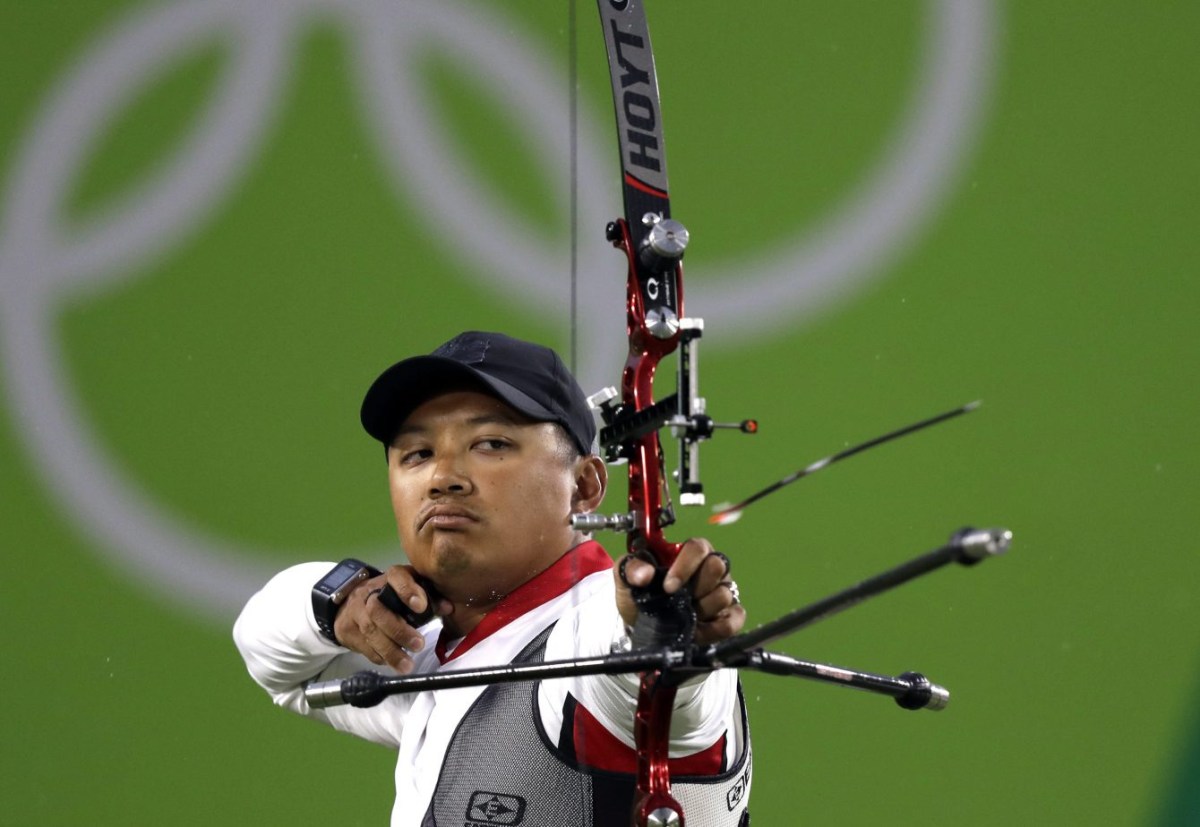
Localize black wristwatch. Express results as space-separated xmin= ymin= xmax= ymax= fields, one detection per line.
xmin=312 ymin=558 xmax=380 ymax=644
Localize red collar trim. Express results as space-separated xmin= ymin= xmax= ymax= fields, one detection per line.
xmin=435 ymin=540 xmax=613 ymax=664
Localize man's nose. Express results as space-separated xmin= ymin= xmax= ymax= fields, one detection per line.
xmin=429 ymin=452 xmax=471 ymax=495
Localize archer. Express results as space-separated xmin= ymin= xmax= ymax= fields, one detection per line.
xmin=233 ymin=331 xmax=753 ymax=826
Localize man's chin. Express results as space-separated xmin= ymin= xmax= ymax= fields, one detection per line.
xmin=427 ymin=548 xmax=513 ymax=608
xmin=427 ymin=541 xmax=474 ymax=578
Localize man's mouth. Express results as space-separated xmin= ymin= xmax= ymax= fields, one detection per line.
xmin=418 ymin=506 xmax=478 ymax=531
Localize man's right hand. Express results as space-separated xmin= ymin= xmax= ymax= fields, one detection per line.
xmin=333 ymin=566 xmax=450 ymax=674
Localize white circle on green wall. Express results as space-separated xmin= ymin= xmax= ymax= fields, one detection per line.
xmin=0 ymin=0 xmax=997 ymax=621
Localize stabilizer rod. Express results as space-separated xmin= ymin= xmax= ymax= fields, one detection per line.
xmin=305 ymin=649 xmax=677 ymax=709
xmin=708 ymin=527 xmax=1012 ymax=663
xmin=739 ymin=650 xmax=949 ymax=711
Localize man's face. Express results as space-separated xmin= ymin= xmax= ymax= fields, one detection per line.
xmin=387 ymin=390 xmax=593 ymax=607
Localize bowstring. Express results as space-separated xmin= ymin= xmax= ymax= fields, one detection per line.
xmin=566 ymin=0 xmax=588 ymax=774
xmin=568 ymin=0 xmax=579 ymax=375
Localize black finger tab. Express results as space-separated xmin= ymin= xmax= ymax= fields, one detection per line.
xmin=377 ymin=580 xmax=437 ymax=628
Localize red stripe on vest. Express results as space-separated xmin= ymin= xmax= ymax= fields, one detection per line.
xmin=572 ymin=701 xmax=726 ymax=775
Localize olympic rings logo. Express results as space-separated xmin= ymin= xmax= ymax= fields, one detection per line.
xmin=0 ymin=0 xmax=997 ymax=621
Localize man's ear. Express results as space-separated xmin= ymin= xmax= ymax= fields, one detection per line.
xmin=572 ymin=455 xmax=608 ymax=513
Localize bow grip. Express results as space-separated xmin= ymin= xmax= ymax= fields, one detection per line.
xmin=620 ymin=555 xmax=696 ymax=652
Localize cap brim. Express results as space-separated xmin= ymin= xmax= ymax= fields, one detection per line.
xmin=360 ymin=355 xmax=560 ymax=444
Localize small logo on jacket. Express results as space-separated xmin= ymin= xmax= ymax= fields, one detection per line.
xmin=726 ymin=753 xmax=753 ymax=811
xmin=465 ymin=791 xmax=526 ymax=825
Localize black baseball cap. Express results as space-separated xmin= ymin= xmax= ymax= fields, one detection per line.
xmin=360 ymin=331 xmax=596 ymax=455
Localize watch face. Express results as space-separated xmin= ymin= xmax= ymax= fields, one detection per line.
xmin=318 ymin=561 xmax=362 ymax=596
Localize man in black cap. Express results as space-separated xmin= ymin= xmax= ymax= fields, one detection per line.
xmin=234 ymin=331 xmax=751 ymax=826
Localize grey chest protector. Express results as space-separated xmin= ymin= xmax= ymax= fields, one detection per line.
xmin=421 ymin=624 xmax=752 ymax=826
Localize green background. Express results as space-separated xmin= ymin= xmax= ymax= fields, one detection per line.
xmin=2 ymin=1 xmax=1197 ymax=824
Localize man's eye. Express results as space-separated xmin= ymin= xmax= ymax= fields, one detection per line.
xmin=477 ymin=438 xmax=510 ymax=451
xmin=398 ymin=448 xmax=431 ymax=465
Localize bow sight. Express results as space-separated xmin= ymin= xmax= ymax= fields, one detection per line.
xmin=573 ymin=312 xmax=759 ymax=533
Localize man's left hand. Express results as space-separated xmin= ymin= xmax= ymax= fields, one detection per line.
xmin=616 ymin=538 xmax=746 ymax=645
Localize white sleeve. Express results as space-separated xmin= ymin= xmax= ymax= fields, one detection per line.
xmin=538 ymin=583 xmax=739 ymax=760
xmin=232 ymin=562 xmax=413 ymax=749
